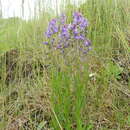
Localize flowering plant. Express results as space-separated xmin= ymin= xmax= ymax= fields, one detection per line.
xmin=43 ymin=12 xmax=91 ymax=66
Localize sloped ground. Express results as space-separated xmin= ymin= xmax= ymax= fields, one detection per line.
xmin=0 ymin=47 xmax=129 ymax=129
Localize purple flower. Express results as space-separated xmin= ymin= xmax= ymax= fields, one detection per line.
xmin=73 ymin=12 xmax=88 ymax=30
xmin=73 ymin=28 xmax=79 ymax=35
xmin=88 ymin=47 xmax=92 ymax=51
xmin=73 ymin=12 xmax=82 ymax=24
xmin=60 ymin=25 xmax=70 ymax=39
xmin=45 ymin=18 xmax=58 ymax=38
xmin=60 ymin=14 xmax=66 ymax=24
xmin=49 ymin=19 xmax=57 ymax=26
xmin=53 ymin=26 xmax=59 ymax=33
xmin=80 ymin=18 xmax=88 ymax=29
xmin=45 ymin=29 xmax=53 ymax=38
xmin=68 ymin=24 xmax=76 ymax=30
xmin=84 ymin=39 xmax=91 ymax=46
xmin=61 ymin=24 xmax=68 ymax=32
xmin=83 ymin=50 xmax=88 ymax=54
xmin=42 ymin=12 xmax=92 ymax=56
xmin=43 ymin=42 xmax=49 ymax=45
xmin=74 ymin=35 xmax=85 ymax=40
xmin=79 ymin=48 xmax=88 ymax=54
xmin=57 ymin=44 xmax=62 ymax=49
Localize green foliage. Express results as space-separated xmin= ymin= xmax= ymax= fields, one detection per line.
xmin=105 ymin=61 xmax=123 ymax=79
xmin=0 ymin=18 xmax=20 ymax=54
xmin=50 ymin=67 xmax=89 ymax=130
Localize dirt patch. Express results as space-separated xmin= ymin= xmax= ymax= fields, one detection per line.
xmin=5 ymin=49 xmax=19 ymax=84
xmin=5 ymin=87 xmax=52 ymax=130
xmin=0 ymin=49 xmax=49 ymax=85
xmin=112 ymin=50 xmax=130 ymax=85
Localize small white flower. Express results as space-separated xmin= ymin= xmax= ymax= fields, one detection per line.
xmin=89 ymin=73 xmax=96 ymax=78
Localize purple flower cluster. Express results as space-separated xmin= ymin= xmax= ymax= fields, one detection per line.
xmin=45 ymin=19 xmax=58 ymax=38
xmin=43 ymin=12 xmax=91 ymax=54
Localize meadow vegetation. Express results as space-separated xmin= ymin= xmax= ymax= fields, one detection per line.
xmin=0 ymin=0 xmax=130 ymax=129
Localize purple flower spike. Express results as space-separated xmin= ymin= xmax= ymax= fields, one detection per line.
xmin=73 ymin=12 xmax=82 ymax=24
xmin=60 ymin=25 xmax=70 ymax=39
xmin=73 ymin=12 xmax=88 ymax=30
xmin=80 ymin=18 xmax=88 ymax=29
xmin=45 ymin=18 xmax=59 ymax=38
xmin=49 ymin=19 xmax=57 ymax=26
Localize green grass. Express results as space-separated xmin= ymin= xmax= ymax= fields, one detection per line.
xmin=0 ymin=0 xmax=130 ymax=129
